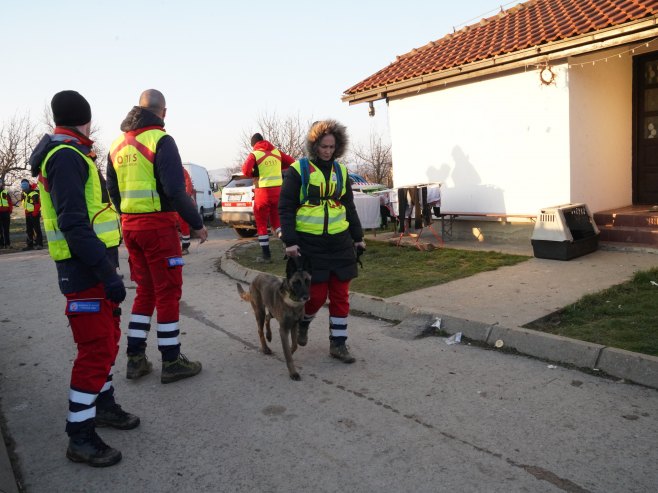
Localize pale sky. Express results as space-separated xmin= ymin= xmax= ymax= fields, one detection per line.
xmin=1 ymin=0 xmax=521 ymax=171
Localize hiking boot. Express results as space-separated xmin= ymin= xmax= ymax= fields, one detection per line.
xmin=297 ymin=323 xmax=309 ymax=347
xmin=126 ymin=354 xmax=153 ymax=380
xmin=35 ymin=245 xmax=43 ymax=250
xmin=161 ymin=353 xmax=202 ymax=384
xmin=21 ymin=245 xmax=33 ymax=251
xmin=329 ymin=341 xmax=356 ymax=364
xmin=256 ymin=256 xmax=272 ymax=264
xmin=66 ymin=430 xmax=122 ymax=467
xmin=96 ymin=403 xmax=140 ymax=430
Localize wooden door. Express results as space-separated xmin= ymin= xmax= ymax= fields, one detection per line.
xmin=634 ymin=52 xmax=658 ymax=204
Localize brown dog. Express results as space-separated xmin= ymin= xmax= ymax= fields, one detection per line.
xmin=237 ymin=256 xmax=311 ymax=380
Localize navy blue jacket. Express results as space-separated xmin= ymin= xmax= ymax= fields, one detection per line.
xmin=29 ymin=131 xmax=119 ymax=294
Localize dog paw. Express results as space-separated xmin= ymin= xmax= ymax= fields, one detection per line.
xmin=290 ymin=372 xmax=301 ymax=381
xmin=262 ymin=347 xmax=273 ymax=355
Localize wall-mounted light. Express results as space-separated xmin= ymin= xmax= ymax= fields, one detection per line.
xmin=368 ymin=101 xmax=375 ymax=117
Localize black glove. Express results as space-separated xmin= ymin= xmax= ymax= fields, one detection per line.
xmin=92 ymin=257 xmax=126 ymax=303
xmin=103 ymin=272 xmax=126 ymax=303
xmin=355 ymin=245 xmax=365 ymax=268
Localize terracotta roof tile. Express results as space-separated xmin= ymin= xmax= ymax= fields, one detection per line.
xmin=344 ymin=0 xmax=658 ymax=96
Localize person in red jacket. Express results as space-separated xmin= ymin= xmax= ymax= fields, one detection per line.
xmin=241 ymin=133 xmax=294 ymax=262
xmin=20 ymin=178 xmax=43 ymax=250
xmin=0 ymin=178 xmax=13 ymax=248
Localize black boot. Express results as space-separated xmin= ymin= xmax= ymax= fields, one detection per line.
xmin=96 ymin=403 xmax=140 ymax=430
xmin=66 ymin=423 xmax=122 ymax=467
xmin=329 ymin=339 xmax=356 ymax=364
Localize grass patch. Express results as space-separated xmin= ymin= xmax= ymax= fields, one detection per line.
xmin=525 ymin=268 xmax=658 ymax=357
xmin=231 ymin=238 xmax=529 ymax=298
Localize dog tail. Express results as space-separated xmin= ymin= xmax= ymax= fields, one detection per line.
xmin=236 ymin=283 xmax=251 ymax=302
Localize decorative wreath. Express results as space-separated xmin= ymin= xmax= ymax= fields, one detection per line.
xmin=540 ymin=65 xmax=556 ymax=85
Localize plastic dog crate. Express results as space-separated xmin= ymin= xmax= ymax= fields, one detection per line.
xmin=531 ymin=203 xmax=600 ymax=260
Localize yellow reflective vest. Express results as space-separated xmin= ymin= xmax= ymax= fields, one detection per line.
xmin=252 ymin=148 xmax=283 ymax=188
xmin=291 ymin=159 xmax=349 ymax=235
xmin=0 ymin=189 xmax=10 ymax=209
xmin=22 ymin=190 xmax=38 ymax=213
xmin=109 ymin=128 xmax=166 ymax=213
xmin=39 ymin=145 xmax=121 ymax=261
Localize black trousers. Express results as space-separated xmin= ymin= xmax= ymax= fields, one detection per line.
xmin=25 ymin=214 xmax=43 ymax=247
xmin=0 ymin=212 xmax=10 ymax=247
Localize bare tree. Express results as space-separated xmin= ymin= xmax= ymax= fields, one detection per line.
xmin=0 ymin=113 xmax=37 ymax=188
xmin=42 ymin=104 xmax=108 ymax=174
xmin=350 ymin=132 xmax=393 ymax=187
xmin=234 ymin=111 xmax=312 ymax=172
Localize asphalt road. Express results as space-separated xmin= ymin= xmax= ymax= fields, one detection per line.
xmin=1 ymin=227 xmax=657 ymax=493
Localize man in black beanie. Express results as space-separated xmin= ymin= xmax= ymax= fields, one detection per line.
xmin=28 ymin=90 xmax=139 ymax=467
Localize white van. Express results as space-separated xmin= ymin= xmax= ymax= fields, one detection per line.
xmin=183 ymin=163 xmax=217 ymax=220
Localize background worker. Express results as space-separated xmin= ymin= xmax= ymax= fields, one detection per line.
xmin=241 ymin=133 xmax=294 ymax=262
xmin=0 ymin=178 xmax=12 ymax=248
xmin=107 ymin=88 xmax=208 ymax=384
xmin=29 ymin=90 xmax=138 ymax=467
xmin=278 ymin=120 xmax=365 ymax=363
xmin=20 ymin=178 xmax=43 ymax=250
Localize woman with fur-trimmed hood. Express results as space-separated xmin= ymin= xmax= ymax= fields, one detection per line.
xmin=279 ymin=120 xmax=366 ymax=364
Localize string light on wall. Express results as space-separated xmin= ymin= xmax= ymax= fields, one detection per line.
xmin=568 ymin=36 xmax=658 ymax=68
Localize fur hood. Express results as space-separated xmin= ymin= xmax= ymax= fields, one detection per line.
xmin=305 ymin=120 xmax=348 ymax=161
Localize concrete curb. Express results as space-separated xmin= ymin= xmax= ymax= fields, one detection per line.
xmin=219 ymin=250 xmax=658 ymax=390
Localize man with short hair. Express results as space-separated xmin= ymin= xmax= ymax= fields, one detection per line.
xmin=107 ymin=89 xmax=208 ymax=384
xmin=29 ymin=90 xmax=138 ymax=467
xmin=241 ymin=133 xmax=294 ymax=262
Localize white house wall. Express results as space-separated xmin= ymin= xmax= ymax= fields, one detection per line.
xmin=568 ymin=49 xmax=633 ymax=212
xmin=388 ymin=66 xmax=572 ymax=214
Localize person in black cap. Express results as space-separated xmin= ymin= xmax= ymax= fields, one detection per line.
xmin=28 ymin=90 xmax=139 ymax=467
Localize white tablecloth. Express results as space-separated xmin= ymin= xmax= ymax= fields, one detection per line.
xmin=353 ymin=193 xmax=381 ymax=228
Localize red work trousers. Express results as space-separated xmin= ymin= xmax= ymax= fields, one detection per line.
xmin=65 ymin=284 xmax=120 ymax=393
xmin=304 ymin=274 xmax=350 ymax=318
xmin=253 ymin=187 xmax=281 ymax=236
xmin=124 ymin=225 xmax=183 ymax=324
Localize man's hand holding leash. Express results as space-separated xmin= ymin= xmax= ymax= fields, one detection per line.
xmin=285 ymin=245 xmax=301 ymax=257
xmin=191 ymin=226 xmax=208 ymax=244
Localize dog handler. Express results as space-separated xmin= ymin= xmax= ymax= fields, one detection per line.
xmin=107 ymin=89 xmax=208 ymax=384
xmin=278 ymin=120 xmax=366 ymax=363
xmin=241 ymin=133 xmax=295 ymax=262
xmin=29 ymin=90 xmax=139 ymax=467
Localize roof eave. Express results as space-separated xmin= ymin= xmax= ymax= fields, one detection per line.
xmin=342 ymin=16 xmax=658 ymax=105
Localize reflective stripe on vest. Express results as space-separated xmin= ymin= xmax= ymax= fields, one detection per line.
xmin=39 ymin=145 xmax=121 ymax=261
xmin=109 ymin=128 xmax=166 ymax=213
xmin=290 ymin=160 xmax=349 ymax=235
xmin=252 ymin=149 xmax=283 ymax=187
xmin=22 ymin=191 xmax=38 ymax=212
xmin=0 ymin=190 xmax=9 ymax=208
